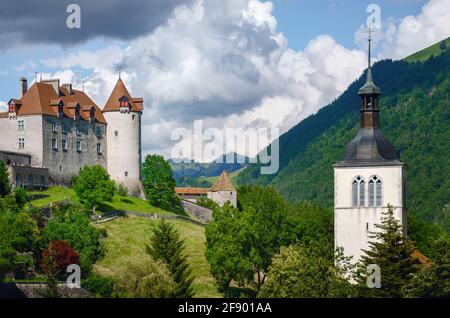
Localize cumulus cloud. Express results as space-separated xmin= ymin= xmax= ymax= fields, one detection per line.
xmin=0 ymin=100 xmax=7 ymax=112
xmin=0 ymin=0 xmax=192 ymax=49
xmin=356 ymin=0 xmax=450 ymax=60
xmin=42 ymin=0 xmax=368 ymax=160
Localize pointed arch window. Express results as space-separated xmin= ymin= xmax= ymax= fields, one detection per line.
xmin=369 ymin=176 xmax=383 ymax=207
xmin=352 ymin=176 xmax=365 ymax=207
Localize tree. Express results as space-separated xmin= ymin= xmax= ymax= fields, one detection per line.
xmin=141 ymin=155 xmax=183 ymax=214
xmin=43 ymin=206 xmax=104 ymax=273
xmin=114 ymin=260 xmax=176 ymax=298
xmin=73 ymin=165 xmax=116 ymax=211
xmin=0 ymin=160 xmax=11 ymax=197
xmin=356 ymin=205 xmax=422 ymax=297
xmin=146 ymin=220 xmax=194 ymax=298
xmin=404 ymin=235 xmax=450 ymax=297
xmin=40 ymin=240 xmax=79 ymax=276
xmin=40 ymin=247 xmax=60 ymax=298
xmin=259 ymin=242 xmax=356 ymax=298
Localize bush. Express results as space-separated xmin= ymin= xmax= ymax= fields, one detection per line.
xmin=74 ymin=165 xmax=116 ymax=210
xmin=113 ymin=260 xmax=176 ymax=298
xmin=196 ymin=197 xmax=218 ymax=210
xmin=117 ymin=184 xmax=128 ymax=197
xmin=40 ymin=240 xmax=79 ymax=276
xmin=82 ymin=275 xmax=114 ymax=298
xmin=13 ymin=188 xmax=28 ymax=208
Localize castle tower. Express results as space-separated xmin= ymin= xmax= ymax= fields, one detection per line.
xmin=334 ymin=33 xmax=406 ymax=263
xmin=207 ymin=171 xmax=237 ymax=207
xmin=103 ymin=79 xmax=145 ymax=198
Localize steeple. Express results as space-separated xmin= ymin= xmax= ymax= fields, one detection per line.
xmin=336 ymin=29 xmax=400 ymax=165
xmin=358 ymin=29 xmax=381 ymax=129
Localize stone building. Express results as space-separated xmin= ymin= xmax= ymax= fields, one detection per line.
xmin=175 ymin=170 xmax=237 ymax=208
xmin=0 ymin=77 xmax=144 ymax=197
xmin=333 ymin=36 xmax=406 ymax=263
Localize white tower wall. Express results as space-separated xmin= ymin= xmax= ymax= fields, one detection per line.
xmin=334 ymin=165 xmax=406 ymax=263
xmin=104 ymin=111 xmax=144 ymax=198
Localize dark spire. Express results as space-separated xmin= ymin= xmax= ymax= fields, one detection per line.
xmin=335 ymin=28 xmax=401 ymax=166
xmin=358 ymin=28 xmax=381 ymax=96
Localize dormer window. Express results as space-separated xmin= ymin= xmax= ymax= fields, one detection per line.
xmin=8 ymin=99 xmax=22 ymax=119
xmin=75 ymin=104 xmax=81 ymax=119
xmin=119 ymin=96 xmax=130 ymax=113
xmin=57 ymin=100 xmax=64 ymax=118
xmin=89 ymin=108 xmax=96 ymax=123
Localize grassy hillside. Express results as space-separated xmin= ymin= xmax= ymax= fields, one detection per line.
xmin=238 ymin=40 xmax=450 ymax=232
xmin=195 ymin=168 xmax=244 ymax=185
xmin=94 ymin=215 xmax=221 ymax=298
xmin=28 ymin=186 xmax=173 ymax=215
xmin=406 ymin=37 xmax=450 ymax=63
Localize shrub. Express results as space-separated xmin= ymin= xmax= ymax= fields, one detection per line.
xmin=82 ymin=275 xmax=114 ymax=298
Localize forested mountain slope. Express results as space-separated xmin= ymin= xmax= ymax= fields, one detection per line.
xmin=238 ymin=39 xmax=450 ymax=232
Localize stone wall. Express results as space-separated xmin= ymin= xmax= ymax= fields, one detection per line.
xmin=181 ymin=200 xmax=213 ymax=223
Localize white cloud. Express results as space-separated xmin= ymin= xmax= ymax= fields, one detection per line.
xmin=42 ymin=0 xmax=368 ymax=160
xmin=356 ymin=0 xmax=450 ymax=60
xmin=0 ymin=100 xmax=7 ymax=112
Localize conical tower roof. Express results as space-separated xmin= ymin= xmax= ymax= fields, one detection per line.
xmin=210 ymin=171 xmax=236 ymax=192
xmin=103 ymin=79 xmax=143 ymax=112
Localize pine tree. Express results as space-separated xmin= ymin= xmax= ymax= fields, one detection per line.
xmin=0 ymin=160 xmax=11 ymax=197
xmin=146 ymin=220 xmax=195 ymax=298
xmin=357 ymin=205 xmax=422 ymax=297
xmin=404 ymin=236 xmax=450 ymax=297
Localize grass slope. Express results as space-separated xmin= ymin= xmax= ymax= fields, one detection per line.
xmin=196 ymin=168 xmax=244 ymax=186
xmin=28 ymin=186 xmax=172 ymax=215
xmin=94 ymin=215 xmax=221 ymax=298
xmin=406 ymin=37 xmax=450 ymax=63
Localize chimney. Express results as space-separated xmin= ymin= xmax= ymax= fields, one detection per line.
xmin=42 ymin=79 xmax=60 ymax=96
xmin=20 ymin=77 xmax=28 ymax=97
xmin=62 ymin=83 xmax=73 ymax=95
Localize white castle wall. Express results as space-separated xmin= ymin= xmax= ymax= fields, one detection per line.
xmin=0 ymin=115 xmax=44 ymax=167
xmin=207 ymin=190 xmax=237 ymax=208
xmin=104 ymin=110 xmax=143 ymax=198
xmin=334 ymin=165 xmax=406 ymax=263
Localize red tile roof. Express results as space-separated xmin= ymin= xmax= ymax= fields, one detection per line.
xmin=13 ymin=82 xmax=106 ymax=124
xmin=175 ymin=188 xmax=209 ymax=195
xmin=103 ymin=79 xmax=144 ymax=113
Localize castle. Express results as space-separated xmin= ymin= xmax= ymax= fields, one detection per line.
xmin=334 ymin=36 xmax=406 ymax=263
xmin=0 ymin=77 xmax=145 ymax=198
xmin=175 ymin=170 xmax=238 ymax=208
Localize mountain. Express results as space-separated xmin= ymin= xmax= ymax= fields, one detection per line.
xmin=170 ymin=152 xmax=249 ymax=187
xmin=237 ymin=38 xmax=450 ymax=233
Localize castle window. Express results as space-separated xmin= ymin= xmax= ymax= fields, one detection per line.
xmin=352 ymin=176 xmax=365 ymax=207
xmin=132 ymin=114 xmax=136 ymax=121
xmin=59 ymin=166 xmax=63 ymax=172
xmin=28 ymin=175 xmax=33 ymax=186
xmin=96 ymin=126 xmax=102 ymax=137
xmin=97 ymin=143 xmax=102 ymax=154
xmin=62 ymin=139 xmax=68 ymax=151
xmin=51 ymin=138 xmax=58 ymax=150
xmin=115 ymin=131 xmax=118 ymax=137
xmin=369 ymin=176 xmax=383 ymax=207
xmin=62 ymin=122 xmax=68 ymax=134
xmin=40 ymin=176 xmax=46 ymax=187
xmin=76 ymin=123 xmax=81 ymax=136
xmin=125 ymin=171 xmax=128 ymax=177
xmin=18 ymin=138 xmax=25 ymax=149
xmin=18 ymin=120 xmax=24 ymax=131
xmin=52 ymin=122 xmax=58 ymax=133
xmin=76 ymin=139 xmax=82 ymax=152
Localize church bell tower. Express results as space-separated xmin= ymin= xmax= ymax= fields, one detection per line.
xmin=333 ymin=32 xmax=406 ymax=263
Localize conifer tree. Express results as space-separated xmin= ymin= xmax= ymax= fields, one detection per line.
xmin=146 ymin=220 xmax=195 ymax=298
xmin=356 ymin=205 xmax=422 ymax=297
xmin=404 ymin=236 xmax=450 ymax=297
xmin=0 ymin=160 xmax=11 ymax=197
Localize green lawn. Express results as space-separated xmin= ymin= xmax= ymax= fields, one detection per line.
xmin=28 ymin=186 xmax=172 ymax=215
xmin=405 ymin=37 xmax=450 ymax=63
xmin=93 ymin=215 xmax=221 ymax=298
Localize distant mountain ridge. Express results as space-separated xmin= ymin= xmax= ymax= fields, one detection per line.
xmin=237 ymin=38 xmax=450 ymax=233
xmin=170 ymin=152 xmax=249 ymax=186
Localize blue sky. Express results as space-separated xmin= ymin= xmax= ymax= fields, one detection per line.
xmin=0 ymin=0 xmax=448 ymax=158
xmin=272 ymin=0 xmax=428 ymax=50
